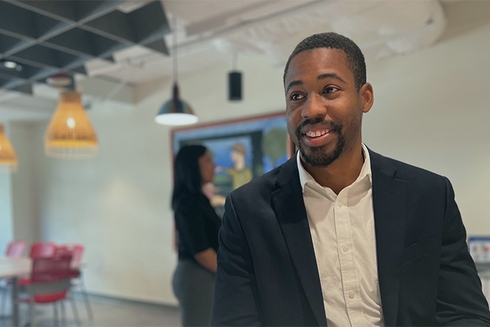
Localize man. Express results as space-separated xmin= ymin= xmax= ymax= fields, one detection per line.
xmin=226 ymin=142 xmax=253 ymax=190
xmin=212 ymin=32 xmax=490 ymax=326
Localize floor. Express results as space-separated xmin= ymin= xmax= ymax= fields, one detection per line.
xmin=0 ymin=288 xmax=181 ymax=327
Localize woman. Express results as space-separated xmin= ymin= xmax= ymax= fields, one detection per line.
xmin=171 ymin=145 xmax=221 ymax=326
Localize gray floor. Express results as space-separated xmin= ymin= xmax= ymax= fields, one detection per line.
xmin=0 ymin=288 xmax=181 ymax=327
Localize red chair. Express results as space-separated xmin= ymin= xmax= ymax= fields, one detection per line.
xmin=18 ymin=254 xmax=80 ymax=327
xmin=5 ymin=240 xmax=28 ymax=258
xmin=55 ymin=244 xmax=93 ymax=320
xmin=29 ymin=242 xmax=57 ymax=259
xmin=56 ymin=244 xmax=83 ymax=267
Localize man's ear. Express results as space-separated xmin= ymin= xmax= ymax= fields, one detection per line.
xmin=360 ymin=83 xmax=374 ymax=113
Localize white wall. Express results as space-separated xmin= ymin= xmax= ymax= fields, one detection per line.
xmin=7 ymin=17 xmax=490 ymax=305
xmin=0 ymin=124 xmax=14 ymax=250
xmin=0 ymin=172 xmax=13 ymax=253
xmin=10 ymin=123 xmax=39 ymax=243
xmin=363 ymin=22 xmax=490 ymax=234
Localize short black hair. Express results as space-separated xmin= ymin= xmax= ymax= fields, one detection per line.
xmin=171 ymin=144 xmax=207 ymax=210
xmin=283 ymin=32 xmax=366 ymax=91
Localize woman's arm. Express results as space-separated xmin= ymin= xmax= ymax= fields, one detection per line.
xmin=194 ymin=248 xmax=217 ymax=273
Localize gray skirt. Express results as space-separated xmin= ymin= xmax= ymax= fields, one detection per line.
xmin=172 ymin=259 xmax=216 ymax=327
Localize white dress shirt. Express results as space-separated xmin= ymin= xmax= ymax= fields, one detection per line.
xmin=297 ymin=144 xmax=384 ymax=327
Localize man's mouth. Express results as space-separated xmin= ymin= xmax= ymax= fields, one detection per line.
xmin=295 ymin=119 xmax=342 ymax=147
xmin=304 ymin=129 xmax=332 ymax=138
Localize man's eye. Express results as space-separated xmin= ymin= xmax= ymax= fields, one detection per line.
xmin=290 ymin=93 xmax=304 ymax=100
xmin=324 ymin=86 xmax=338 ymax=94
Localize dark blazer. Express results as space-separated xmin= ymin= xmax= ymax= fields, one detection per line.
xmin=213 ymin=149 xmax=490 ymax=326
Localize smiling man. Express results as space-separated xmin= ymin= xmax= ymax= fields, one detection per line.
xmin=212 ymin=33 xmax=490 ymax=326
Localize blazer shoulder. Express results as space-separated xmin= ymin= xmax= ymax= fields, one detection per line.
xmin=370 ymin=149 xmax=448 ymax=184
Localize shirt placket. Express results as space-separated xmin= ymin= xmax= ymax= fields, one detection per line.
xmin=334 ymin=191 xmax=363 ymax=326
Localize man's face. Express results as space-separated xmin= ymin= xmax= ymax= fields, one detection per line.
xmin=230 ymin=150 xmax=242 ymax=164
xmin=284 ymin=48 xmax=372 ymax=168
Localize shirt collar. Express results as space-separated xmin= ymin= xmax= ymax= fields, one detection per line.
xmin=297 ymin=143 xmax=372 ymax=193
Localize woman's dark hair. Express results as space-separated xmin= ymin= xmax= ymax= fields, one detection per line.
xmin=171 ymin=144 xmax=207 ymax=210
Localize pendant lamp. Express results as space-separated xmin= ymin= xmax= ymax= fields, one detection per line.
xmin=44 ymin=90 xmax=98 ymax=159
xmin=0 ymin=124 xmax=18 ymax=172
xmin=155 ymin=18 xmax=198 ymax=126
xmin=228 ymin=54 xmax=242 ymax=101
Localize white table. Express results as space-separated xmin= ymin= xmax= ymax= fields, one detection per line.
xmin=0 ymin=257 xmax=31 ymax=327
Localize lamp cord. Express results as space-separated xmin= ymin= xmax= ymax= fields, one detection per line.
xmin=173 ymin=16 xmax=178 ymax=83
xmin=232 ymin=53 xmax=238 ymax=71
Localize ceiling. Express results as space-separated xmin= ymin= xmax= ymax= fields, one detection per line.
xmin=0 ymin=0 xmax=482 ymax=122
xmin=0 ymin=0 xmax=170 ymax=92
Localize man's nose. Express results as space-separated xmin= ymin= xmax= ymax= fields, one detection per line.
xmin=301 ymin=94 xmax=327 ymax=119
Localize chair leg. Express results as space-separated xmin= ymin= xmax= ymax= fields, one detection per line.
xmin=0 ymin=281 xmax=15 ymax=318
xmin=60 ymin=300 xmax=66 ymax=327
xmin=69 ymin=293 xmax=81 ymax=327
xmin=78 ymin=276 xmax=93 ymax=320
xmin=53 ymin=302 xmax=59 ymax=327
xmin=30 ymin=302 xmax=37 ymax=327
xmin=0 ymin=283 xmax=7 ymax=317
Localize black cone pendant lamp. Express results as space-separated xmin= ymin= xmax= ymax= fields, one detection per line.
xmin=155 ymin=18 xmax=198 ymax=126
xmin=228 ymin=54 xmax=242 ymax=101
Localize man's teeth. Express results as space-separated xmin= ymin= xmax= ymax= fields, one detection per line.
xmin=305 ymin=130 xmax=329 ymax=137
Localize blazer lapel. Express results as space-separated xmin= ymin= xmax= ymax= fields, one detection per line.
xmin=370 ymin=150 xmax=407 ymax=327
xmin=272 ymin=157 xmax=327 ymax=327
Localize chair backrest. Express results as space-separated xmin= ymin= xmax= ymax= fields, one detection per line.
xmin=5 ymin=240 xmax=28 ymax=257
xmin=56 ymin=244 xmax=84 ymax=267
xmin=30 ymin=254 xmax=73 ymax=283
xmin=29 ymin=242 xmax=57 ymax=259
xmin=27 ymin=255 xmax=73 ymax=303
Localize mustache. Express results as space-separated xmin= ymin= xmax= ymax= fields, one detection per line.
xmin=296 ymin=118 xmax=343 ymax=135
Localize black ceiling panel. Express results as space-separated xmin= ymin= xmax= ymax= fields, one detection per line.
xmin=0 ymin=61 xmax=40 ymax=80
xmin=0 ymin=75 xmax=15 ymax=87
xmin=83 ymin=10 xmax=135 ymax=43
xmin=0 ymin=0 xmax=170 ymax=94
xmin=0 ymin=34 xmax=30 ymax=54
xmin=11 ymin=0 xmax=79 ymax=22
xmin=45 ymin=28 xmax=124 ymax=58
xmin=127 ymin=1 xmax=170 ymax=45
xmin=0 ymin=1 xmax=39 ymax=39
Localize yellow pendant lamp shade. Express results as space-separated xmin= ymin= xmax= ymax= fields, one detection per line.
xmin=0 ymin=124 xmax=18 ymax=172
xmin=45 ymin=90 xmax=98 ymax=159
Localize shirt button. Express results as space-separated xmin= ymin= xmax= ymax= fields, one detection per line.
xmin=348 ymin=292 xmax=355 ymax=299
xmin=337 ymin=202 xmax=343 ymax=208
xmin=342 ymin=245 xmax=350 ymax=252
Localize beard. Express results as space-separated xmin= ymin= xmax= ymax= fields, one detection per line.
xmin=295 ymin=119 xmax=345 ymax=168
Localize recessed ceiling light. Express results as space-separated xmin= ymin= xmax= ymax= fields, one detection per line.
xmin=3 ymin=61 xmax=18 ymax=69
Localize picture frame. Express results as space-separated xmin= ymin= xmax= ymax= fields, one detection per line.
xmin=171 ymin=112 xmax=292 ymax=204
xmin=468 ymin=236 xmax=490 ymax=264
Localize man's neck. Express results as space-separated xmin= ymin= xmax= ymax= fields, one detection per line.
xmin=302 ymin=145 xmax=365 ymax=195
